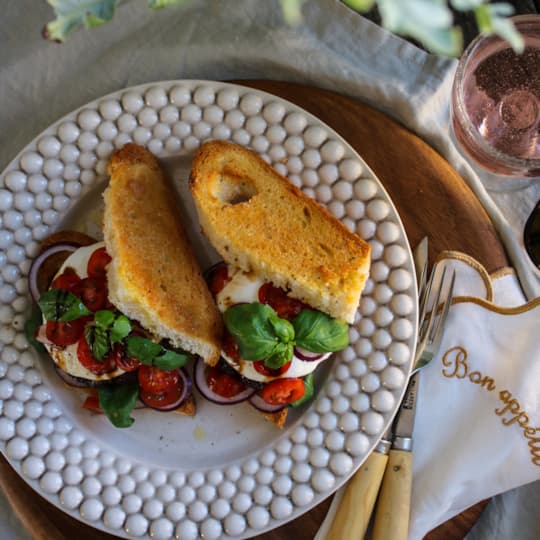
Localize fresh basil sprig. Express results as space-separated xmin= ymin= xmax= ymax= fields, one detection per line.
xmin=290 ymin=372 xmax=315 ymax=408
xmin=223 ymin=303 xmax=349 ymax=369
xmin=38 ymin=289 xmax=92 ymax=322
xmin=98 ymin=382 xmax=139 ymax=428
xmin=125 ymin=335 xmax=190 ymax=370
xmin=85 ymin=310 xmax=132 ymax=360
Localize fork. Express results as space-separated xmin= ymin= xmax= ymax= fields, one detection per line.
xmin=371 ymin=262 xmax=456 ymax=540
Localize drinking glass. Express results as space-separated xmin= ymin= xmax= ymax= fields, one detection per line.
xmin=451 ymin=15 xmax=540 ymax=177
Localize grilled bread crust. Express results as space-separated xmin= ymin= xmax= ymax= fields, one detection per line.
xmin=103 ymin=143 xmax=223 ymax=366
xmin=189 ymin=141 xmax=370 ymax=324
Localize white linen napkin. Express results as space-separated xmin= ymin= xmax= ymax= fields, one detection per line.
xmin=317 ymin=252 xmax=540 ymax=540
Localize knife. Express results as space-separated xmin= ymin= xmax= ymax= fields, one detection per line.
xmin=325 ymin=238 xmax=428 ymax=540
xmin=370 ymin=238 xmax=428 ymax=540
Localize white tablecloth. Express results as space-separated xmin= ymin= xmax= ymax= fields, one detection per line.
xmin=1 ymin=1 xmax=539 ymax=538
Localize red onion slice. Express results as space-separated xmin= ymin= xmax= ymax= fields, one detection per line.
xmin=140 ymin=368 xmax=192 ymax=412
xmin=28 ymin=243 xmax=79 ymax=303
xmin=294 ymin=346 xmax=324 ymax=361
xmin=248 ymin=393 xmax=286 ymax=413
xmin=194 ymin=357 xmax=255 ymax=405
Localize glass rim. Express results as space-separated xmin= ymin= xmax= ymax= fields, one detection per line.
xmin=453 ymin=14 xmax=540 ymax=173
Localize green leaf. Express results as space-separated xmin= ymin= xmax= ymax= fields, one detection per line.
xmin=264 ymin=342 xmax=295 ymax=370
xmin=94 ymin=309 xmax=115 ymax=328
xmin=110 ymin=315 xmax=132 ymax=344
xmin=24 ymin=309 xmax=46 ymax=353
xmin=38 ymin=289 xmax=92 ymax=322
xmin=85 ymin=325 xmax=109 ymax=361
xmin=125 ymin=336 xmax=162 ymax=365
xmin=153 ymin=349 xmax=190 ymax=370
xmin=270 ymin=317 xmax=295 ymax=343
xmin=148 ymin=0 xmax=192 ymax=8
xmin=293 ymin=310 xmax=349 ymax=353
xmin=290 ymin=373 xmax=315 ymax=407
xmin=98 ymin=382 xmax=139 ymax=428
xmin=45 ymin=0 xmax=120 ymax=42
xmin=342 ymin=0 xmax=376 ymax=12
xmin=224 ymin=303 xmax=290 ymax=361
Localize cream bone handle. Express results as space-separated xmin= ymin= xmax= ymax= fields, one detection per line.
xmin=325 ymin=448 xmax=389 ymax=539
xmin=371 ymin=448 xmax=413 ymax=540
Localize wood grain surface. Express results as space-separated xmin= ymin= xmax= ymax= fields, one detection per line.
xmin=0 ymin=81 xmax=508 ymax=540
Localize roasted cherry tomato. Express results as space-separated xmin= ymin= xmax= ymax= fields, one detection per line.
xmin=260 ymin=378 xmax=305 ymax=405
xmin=87 ymin=246 xmax=112 ymax=280
xmin=51 ymin=267 xmax=82 ymax=293
xmin=78 ymin=277 xmax=108 ymax=312
xmin=138 ymin=366 xmax=184 ymax=409
xmin=223 ymin=333 xmax=240 ymax=362
xmin=77 ymin=336 xmax=117 ymax=374
xmin=206 ymin=366 xmax=247 ymax=398
xmin=253 ymin=360 xmax=292 ymax=377
xmin=82 ymin=395 xmax=103 ymax=414
xmin=45 ymin=319 xmax=85 ymax=347
xmin=258 ymin=283 xmax=306 ymax=320
xmin=206 ymin=263 xmax=231 ymax=296
xmin=138 ymin=365 xmax=179 ymax=394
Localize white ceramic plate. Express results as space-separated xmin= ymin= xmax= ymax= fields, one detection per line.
xmin=0 ymin=81 xmax=417 ymax=539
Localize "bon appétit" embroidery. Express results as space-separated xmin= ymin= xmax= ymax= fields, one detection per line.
xmin=441 ymin=346 xmax=539 ymax=468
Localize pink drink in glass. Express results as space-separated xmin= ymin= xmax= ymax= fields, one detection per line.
xmin=452 ymin=15 xmax=540 ymax=177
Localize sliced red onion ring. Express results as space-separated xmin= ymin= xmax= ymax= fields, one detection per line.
xmin=140 ymin=368 xmax=192 ymax=412
xmin=248 ymin=393 xmax=286 ymax=413
xmin=194 ymin=357 xmax=255 ymax=405
xmin=28 ymin=243 xmax=79 ymax=303
xmin=294 ymin=346 xmax=324 ymax=362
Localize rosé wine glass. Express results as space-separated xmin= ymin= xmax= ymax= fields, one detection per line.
xmin=451 ymin=15 xmax=540 ymax=177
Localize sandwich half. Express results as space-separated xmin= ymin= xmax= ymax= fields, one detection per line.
xmin=189 ymin=141 xmax=371 ymax=428
xmin=29 ymin=144 xmax=223 ymax=427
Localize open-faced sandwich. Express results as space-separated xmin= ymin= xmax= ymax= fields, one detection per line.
xmin=189 ymin=140 xmax=371 ymax=428
xmin=26 ymin=144 xmax=223 ymax=427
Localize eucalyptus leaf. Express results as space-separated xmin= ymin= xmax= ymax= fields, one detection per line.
xmin=38 ymin=289 xmax=92 ymax=322
xmin=45 ymin=0 xmax=120 ymax=42
xmin=293 ymin=310 xmax=349 ymax=353
xmin=98 ymin=381 xmax=139 ymax=428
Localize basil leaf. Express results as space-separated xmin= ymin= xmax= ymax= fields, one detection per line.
xmin=290 ymin=373 xmax=315 ymax=408
xmin=85 ymin=325 xmax=109 ymax=361
xmin=94 ymin=309 xmax=115 ymax=328
xmin=153 ymin=350 xmax=190 ymax=370
xmin=264 ymin=342 xmax=294 ymax=369
xmin=125 ymin=336 xmax=162 ymax=365
xmin=38 ymin=289 xmax=92 ymax=322
xmin=224 ymin=303 xmax=291 ymax=361
xmin=110 ymin=315 xmax=132 ymax=344
xmin=24 ymin=308 xmax=46 ymax=353
xmin=98 ymin=382 xmax=139 ymax=428
xmin=293 ymin=310 xmax=349 ymax=353
xmin=269 ymin=317 xmax=295 ymax=343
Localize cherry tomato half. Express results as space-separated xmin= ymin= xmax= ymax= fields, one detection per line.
xmin=87 ymin=246 xmax=112 ymax=280
xmin=206 ymin=263 xmax=231 ymax=296
xmin=78 ymin=277 xmax=108 ymax=312
xmin=138 ymin=365 xmax=179 ymax=394
xmin=253 ymin=360 xmax=292 ymax=377
xmin=51 ymin=267 xmax=82 ymax=293
xmin=138 ymin=366 xmax=184 ymax=409
xmin=77 ymin=336 xmax=117 ymax=375
xmin=223 ymin=333 xmax=240 ymax=362
xmin=46 ymin=319 xmax=85 ymax=347
xmin=258 ymin=283 xmax=306 ymax=320
xmin=206 ymin=366 xmax=247 ymax=398
xmin=260 ymin=378 xmax=305 ymax=405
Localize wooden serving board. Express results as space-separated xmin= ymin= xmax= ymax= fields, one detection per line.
xmin=0 ymin=80 xmax=508 ymax=540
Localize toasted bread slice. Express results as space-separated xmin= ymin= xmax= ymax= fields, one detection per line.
xmin=189 ymin=141 xmax=370 ymax=324
xmin=103 ymin=143 xmax=223 ymax=365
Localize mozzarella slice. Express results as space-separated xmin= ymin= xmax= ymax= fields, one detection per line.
xmin=43 ymin=242 xmax=127 ymax=382
xmin=216 ymin=267 xmax=331 ymax=383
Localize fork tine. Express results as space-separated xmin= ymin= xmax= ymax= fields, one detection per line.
xmin=421 ymin=265 xmax=447 ymax=339
xmin=429 ymin=269 xmax=456 ymax=350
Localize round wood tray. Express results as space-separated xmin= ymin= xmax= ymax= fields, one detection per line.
xmin=0 ymin=80 xmax=507 ymax=540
